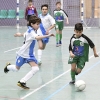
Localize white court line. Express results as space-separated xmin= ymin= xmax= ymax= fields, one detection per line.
xmin=4 ymin=47 xmax=21 ymax=53
xmin=0 ymin=89 xmax=35 ymax=91
xmin=21 ymin=69 xmax=71 ymax=99
xmin=20 ymin=51 xmax=100 ymax=100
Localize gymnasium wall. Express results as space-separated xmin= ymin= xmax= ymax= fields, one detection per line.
xmin=0 ymin=0 xmax=99 ymax=27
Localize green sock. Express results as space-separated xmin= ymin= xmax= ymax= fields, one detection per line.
xmin=56 ymin=34 xmax=59 ymax=43
xmin=59 ymin=34 xmax=62 ymax=41
xmin=71 ymin=70 xmax=76 ymax=81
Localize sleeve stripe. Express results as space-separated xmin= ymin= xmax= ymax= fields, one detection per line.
xmin=62 ymin=9 xmax=68 ymax=17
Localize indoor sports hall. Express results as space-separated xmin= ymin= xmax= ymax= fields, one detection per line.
xmin=0 ymin=0 xmax=100 ymax=100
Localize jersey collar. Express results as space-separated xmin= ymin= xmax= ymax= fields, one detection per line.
xmin=28 ymin=26 xmax=34 ymax=33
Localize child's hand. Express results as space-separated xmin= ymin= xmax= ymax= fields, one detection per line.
xmin=49 ymin=33 xmax=55 ymax=37
xmin=46 ymin=31 xmax=49 ymax=35
xmin=94 ymin=53 xmax=99 ymax=57
xmin=14 ymin=33 xmax=23 ymax=37
xmin=70 ymin=53 xmax=75 ymax=58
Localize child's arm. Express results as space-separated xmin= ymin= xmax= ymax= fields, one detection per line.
xmin=46 ymin=15 xmax=55 ymax=34
xmin=83 ymin=34 xmax=99 ymax=57
xmin=65 ymin=17 xmax=69 ymax=24
xmin=62 ymin=10 xmax=69 ymax=24
xmin=69 ymin=35 xmax=75 ymax=58
xmin=46 ymin=24 xmax=55 ymax=34
xmin=69 ymin=51 xmax=75 ymax=58
xmin=14 ymin=33 xmax=24 ymax=37
xmin=35 ymin=33 xmax=55 ymax=40
xmin=93 ymin=46 xmax=99 ymax=57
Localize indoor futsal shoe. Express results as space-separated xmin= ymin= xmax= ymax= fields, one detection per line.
xmin=59 ymin=41 xmax=62 ymax=46
xmin=56 ymin=43 xmax=59 ymax=47
xmin=17 ymin=81 xmax=30 ymax=89
xmin=38 ymin=61 xmax=42 ymax=66
xmin=69 ymin=80 xmax=75 ymax=85
xmin=4 ymin=63 xmax=11 ymax=73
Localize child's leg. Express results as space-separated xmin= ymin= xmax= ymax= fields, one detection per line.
xmin=59 ymin=31 xmax=62 ymax=45
xmin=59 ymin=32 xmax=62 ymax=41
xmin=18 ymin=62 xmax=39 ymax=89
xmin=20 ymin=62 xmax=39 ymax=83
xmin=37 ymin=40 xmax=46 ymax=65
xmin=6 ymin=64 xmax=19 ymax=72
xmin=70 ymin=63 xmax=77 ymax=84
xmin=38 ymin=49 xmax=42 ymax=62
xmin=59 ymin=21 xmax=63 ymax=45
xmin=56 ymin=33 xmax=59 ymax=43
xmin=4 ymin=63 xmax=19 ymax=73
xmin=75 ymin=68 xmax=82 ymax=75
xmin=55 ymin=22 xmax=60 ymax=46
xmin=37 ymin=40 xmax=44 ymax=63
xmin=20 ymin=66 xmax=39 ymax=83
xmin=76 ymin=58 xmax=85 ymax=74
xmin=4 ymin=56 xmax=25 ymax=73
xmin=56 ymin=29 xmax=60 ymax=47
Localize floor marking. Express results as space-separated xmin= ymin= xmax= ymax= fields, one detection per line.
xmin=44 ymin=60 xmax=100 ymax=100
xmin=4 ymin=47 xmax=20 ymax=53
xmin=0 ymin=96 xmax=22 ymax=100
xmin=20 ymin=51 xmax=100 ymax=99
xmin=20 ymin=69 xmax=71 ymax=99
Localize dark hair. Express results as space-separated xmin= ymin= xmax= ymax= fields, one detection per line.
xmin=28 ymin=15 xmax=41 ymax=26
xmin=74 ymin=23 xmax=83 ymax=31
xmin=41 ymin=4 xmax=48 ymax=10
xmin=28 ymin=0 xmax=32 ymax=3
xmin=56 ymin=1 xmax=61 ymax=5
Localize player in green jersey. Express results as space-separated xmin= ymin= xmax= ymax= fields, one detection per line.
xmin=68 ymin=23 xmax=99 ymax=84
xmin=53 ymin=1 xmax=69 ymax=47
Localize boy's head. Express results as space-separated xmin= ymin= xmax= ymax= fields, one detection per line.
xmin=28 ymin=15 xmax=41 ymax=30
xmin=74 ymin=23 xmax=83 ymax=37
xmin=56 ymin=2 xmax=61 ymax=10
xmin=41 ymin=4 xmax=48 ymax=15
xmin=28 ymin=0 xmax=33 ymax=6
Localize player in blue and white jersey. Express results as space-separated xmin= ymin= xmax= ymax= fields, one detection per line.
xmin=37 ymin=4 xmax=55 ymax=65
xmin=4 ymin=15 xmax=54 ymax=89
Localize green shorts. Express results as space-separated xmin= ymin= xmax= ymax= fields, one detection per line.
xmin=55 ymin=21 xmax=64 ymax=31
xmin=68 ymin=56 xmax=86 ymax=69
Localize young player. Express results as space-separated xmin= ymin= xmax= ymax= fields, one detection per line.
xmin=53 ymin=1 xmax=69 ymax=47
xmin=37 ymin=4 xmax=55 ymax=65
xmin=4 ymin=15 xmax=54 ymax=89
xmin=68 ymin=23 xmax=99 ymax=84
xmin=25 ymin=0 xmax=38 ymax=21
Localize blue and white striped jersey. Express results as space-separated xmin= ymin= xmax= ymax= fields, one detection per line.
xmin=17 ymin=26 xmax=38 ymax=58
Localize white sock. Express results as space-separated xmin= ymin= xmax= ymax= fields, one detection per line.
xmin=20 ymin=66 xmax=39 ymax=83
xmin=7 ymin=65 xmax=18 ymax=72
xmin=37 ymin=49 xmax=42 ymax=61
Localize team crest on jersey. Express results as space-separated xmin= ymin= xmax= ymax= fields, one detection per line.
xmin=80 ymin=42 xmax=84 ymax=46
xmin=61 ymin=14 xmax=63 ymax=16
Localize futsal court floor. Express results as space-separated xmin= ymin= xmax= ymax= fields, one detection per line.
xmin=0 ymin=27 xmax=100 ymax=100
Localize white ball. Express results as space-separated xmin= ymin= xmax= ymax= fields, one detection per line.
xmin=75 ymin=80 xmax=86 ymax=91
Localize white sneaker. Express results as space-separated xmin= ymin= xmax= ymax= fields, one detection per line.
xmin=38 ymin=61 xmax=42 ymax=66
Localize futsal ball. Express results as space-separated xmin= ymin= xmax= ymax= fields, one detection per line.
xmin=75 ymin=80 xmax=86 ymax=91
